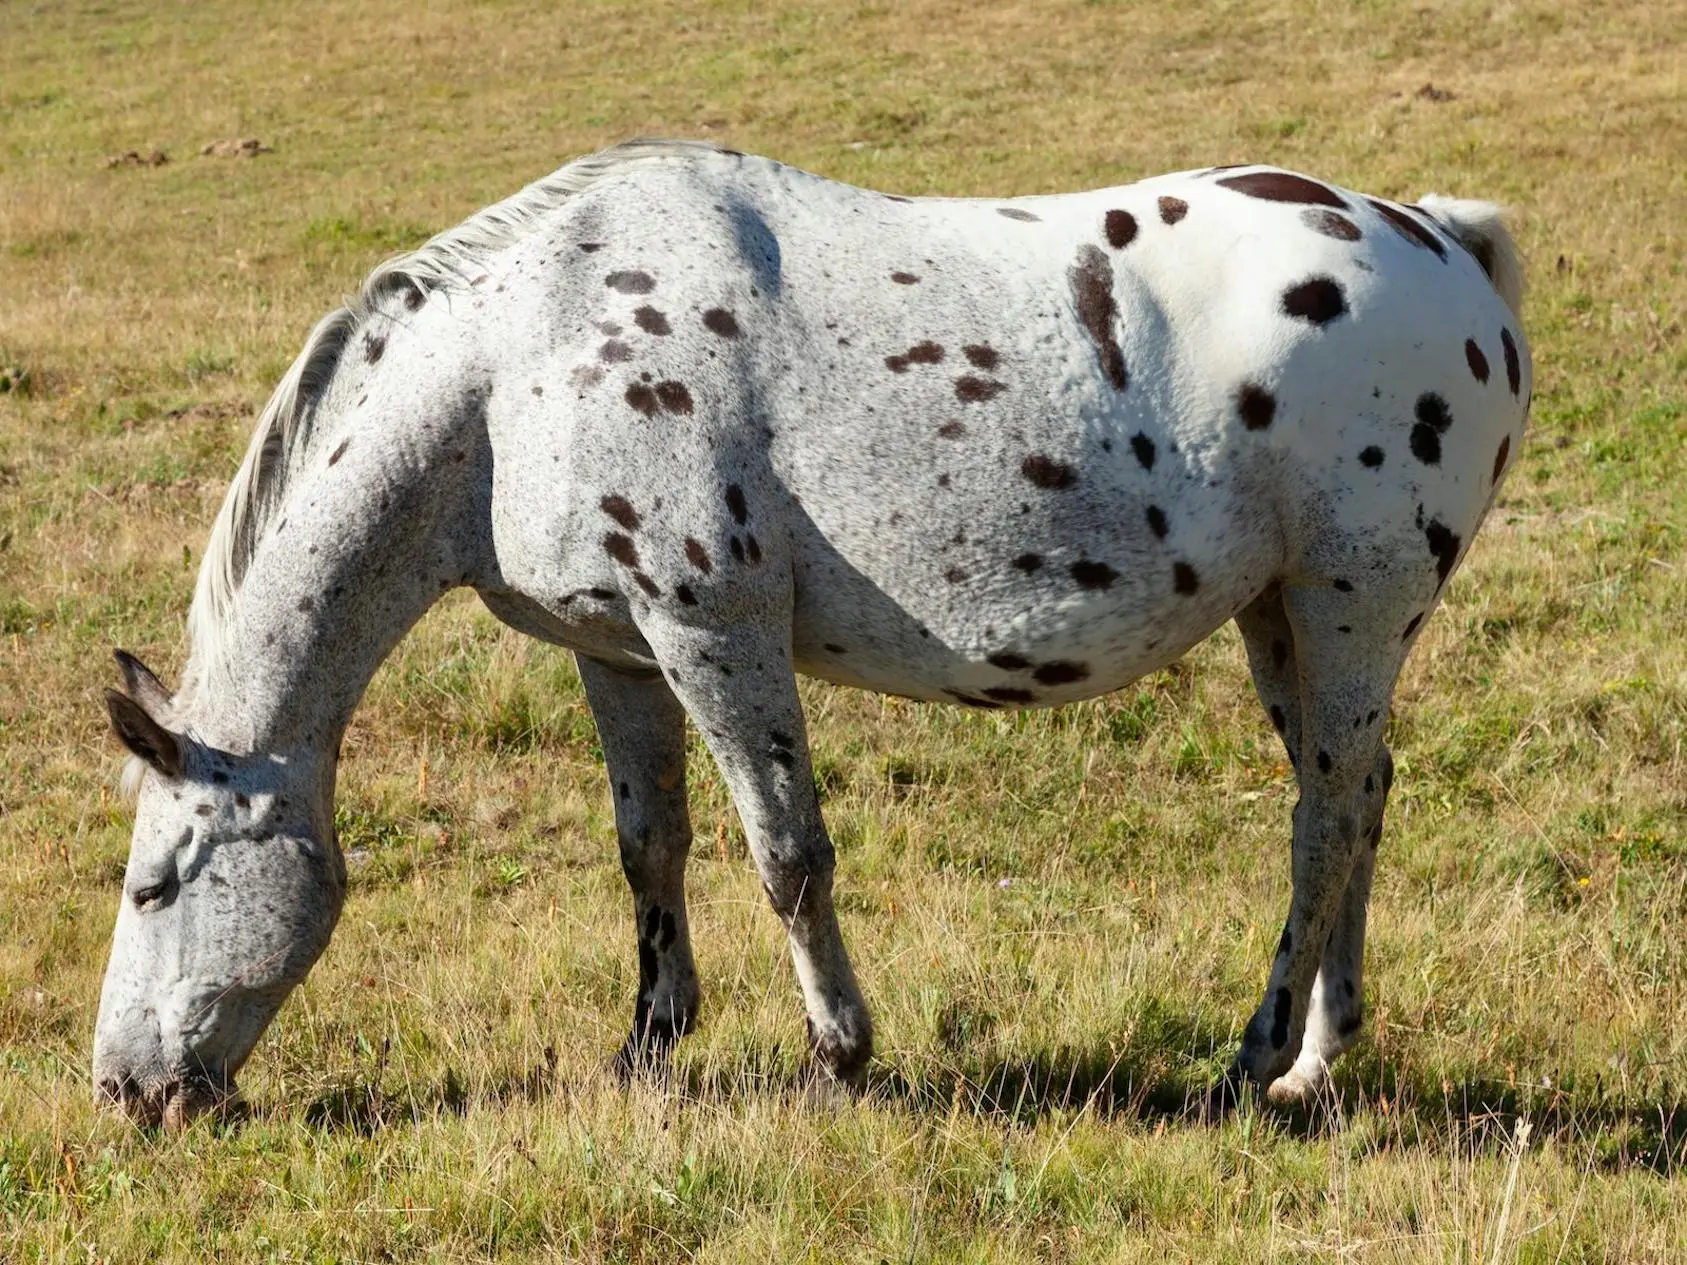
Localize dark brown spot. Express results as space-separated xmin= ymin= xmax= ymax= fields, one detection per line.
xmin=1070 ymin=559 xmax=1117 ymax=590
xmin=824 ymin=643 xmax=847 ymax=654
xmin=745 ymin=535 xmax=762 ymax=564
xmin=936 ymin=473 xmax=951 ymax=487
xmin=937 ymin=420 xmax=967 ymax=439
xmin=702 ymin=308 xmax=740 ymax=338
xmin=988 ymin=652 xmax=1031 ymax=671
xmin=1465 ymin=338 xmax=1489 ymax=383
xmin=296 ymin=596 xmax=314 ymax=613
xmin=655 ymin=381 xmax=693 ymax=414
xmin=1103 ymin=209 xmax=1138 ymax=249
xmin=1069 ymin=245 xmax=1128 ymax=390
xmin=983 ymin=686 xmax=1035 ymax=704
xmin=1301 ymin=208 xmax=1362 ymax=241
xmin=1402 ymin=612 xmax=1423 ymax=640
xmin=600 ymin=495 xmax=640 ymax=531
xmin=890 ymin=271 xmax=920 ymax=285
xmin=604 ymin=533 xmax=640 ymax=567
xmin=1359 ymin=445 xmax=1384 ymax=468
xmin=588 ymin=587 xmax=617 ymax=601
xmin=1282 ymin=276 xmax=1347 ymax=325
xmin=1270 ymin=987 xmax=1292 ymax=1048
xmin=1269 ymin=704 xmax=1286 ymax=733
xmin=675 ymin=584 xmax=697 ymax=605
xmin=1317 ymin=750 xmax=1332 ymax=774
xmin=404 ymin=284 xmax=425 ymax=311
xmin=599 ymin=339 xmax=633 ymax=362
xmin=1237 ymin=383 xmax=1276 ymax=430
xmin=963 ymin=344 xmax=999 ymax=370
xmin=1173 ymin=562 xmax=1199 ymax=595
xmin=886 ymin=341 xmax=944 ymax=373
xmin=943 ymin=566 xmax=967 ymax=584
xmin=634 ymin=572 xmax=662 ymax=598
xmin=1492 ymin=434 xmax=1510 ymax=484
xmin=1424 ymin=518 xmax=1461 ymax=585
xmin=1367 ymin=199 xmax=1447 ymax=259
xmin=684 ymin=538 xmax=712 ymax=572
xmin=955 ymin=376 xmax=1006 ymax=403
xmin=625 ymin=384 xmax=659 ymax=416
xmin=1158 ymin=196 xmax=1188 ymax=225
xmin=1501 ymin=328 xmax=1521 ymax=395
xmin=1146 ymin=505 xmax=1168 ymax=538
xmin=1218 ymin=171 xmax=1348 ymax=208
xmin=945 ymin=689 xmax=1003 ymax=709
xmin=363 ymin=333 xmax=386 ymax=363
xmin=578 ymin=242 xmax=603 ymax=253
xmin=1333 ymin=579 xmax=1353 ymax=592
xmin=1021 ymin=454 xmax=1076 ymax=489
xmin=725 ymin=485 xmax=748 ymax=524
xmin=997 ymin=207 xmax=1039 ymax=222
xmin=1033 ymin=660 xmax=1090 ymax=686
xmin=605 ymin=270 xmax=655 ymax=294
xmin=634 ymin=306 xmax=671 ymax=335
xmin=1129 ymin=432 xmax=1155 ymax=470
xmin=597 ymin=321 xmax=623 ymax=336
xmin=328 ymin=439 xmax=350 ymax=466
xmin=1011 ymin=553 xmax=1042 ymax=574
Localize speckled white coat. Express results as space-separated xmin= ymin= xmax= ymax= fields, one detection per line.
xmin=96 ymin=142 xmax=1529 ymax=1126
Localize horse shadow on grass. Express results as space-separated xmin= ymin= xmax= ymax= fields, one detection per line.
xmin=293 ymin=1010 xmax=1684 ymax=1178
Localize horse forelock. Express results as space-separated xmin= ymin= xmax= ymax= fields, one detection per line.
xmin=179 ymin=138 xmax=734 ymax=703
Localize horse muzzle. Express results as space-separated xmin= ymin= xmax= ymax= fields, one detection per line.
xmin=95 ymin=1063 xmax=237 ymax=1131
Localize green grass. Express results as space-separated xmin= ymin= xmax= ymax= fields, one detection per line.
xmin=3 ymin=0 xmax=1686 ymax=1259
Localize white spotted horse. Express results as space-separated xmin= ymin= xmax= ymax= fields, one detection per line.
xmin=95 ymin=140 xmax=1529 ymax=1128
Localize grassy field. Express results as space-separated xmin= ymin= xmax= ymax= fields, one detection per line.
xmin=3 ymin=0 xmax=1685 ymax=1259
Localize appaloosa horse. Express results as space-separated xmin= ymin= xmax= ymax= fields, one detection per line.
xmin=95 ymin=140 xmax=1529 ymax=1128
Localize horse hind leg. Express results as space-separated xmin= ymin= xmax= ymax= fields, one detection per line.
xmin=577 ymin=656 xmax=703 ymax=1073
xmin=1232 ymin=581 xmax=1407 ymax=1103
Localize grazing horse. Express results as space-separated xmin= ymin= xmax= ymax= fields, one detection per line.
xmin=94 ymin=140 xmax=1529 ymax=1129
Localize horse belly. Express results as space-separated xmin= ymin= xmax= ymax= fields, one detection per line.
xmin=789 ymin=498 xmax=1282 ymax=708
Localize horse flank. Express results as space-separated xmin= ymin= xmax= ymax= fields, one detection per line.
xmin=180 ymin=139 xmax=733 ymax=706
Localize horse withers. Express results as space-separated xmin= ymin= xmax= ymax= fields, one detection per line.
xmin=94 ymin=141 xmax=1529 ymax=1128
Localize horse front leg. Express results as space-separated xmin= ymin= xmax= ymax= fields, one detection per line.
xmin=637 ymin=619 xmax=873 ymax=1088
xmin=577 ymin=655 xmax=702 ymax=1073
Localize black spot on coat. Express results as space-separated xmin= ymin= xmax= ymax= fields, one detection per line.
xmin=1282 ymin=276 xmax=1347 ymax=325
xmin=1021 ymin=454 xmax=1077 ymax=489
xmin=1219 ymin=171 xmax=1349 ymax=208
xmin=605 ymin=270 xmax=656 ymax=294
xmin=1069 ymin=245 xmax=1128 ymax=390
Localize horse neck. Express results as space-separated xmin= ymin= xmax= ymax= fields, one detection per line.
xmin=185 ymin=384 xmax=493 ymax=758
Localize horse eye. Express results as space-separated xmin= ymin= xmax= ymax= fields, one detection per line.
xmin=131 ymin=880 xmax=173 ymax=908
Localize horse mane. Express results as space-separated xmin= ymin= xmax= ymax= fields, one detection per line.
xmin=179 ymin=138 xmax=731 ymax=700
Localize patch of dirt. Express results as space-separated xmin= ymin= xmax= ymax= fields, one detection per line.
xmin=103 ymin=149 xmax=168 ymax=168
xmin=200 ymin=137 xmax=272 ymax=158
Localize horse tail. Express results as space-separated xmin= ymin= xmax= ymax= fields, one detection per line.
xmin=1415 ymin=194 xmax=1526 ymax=320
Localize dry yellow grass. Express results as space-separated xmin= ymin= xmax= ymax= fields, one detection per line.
xmin=2 ymin=0 xmax=1685 ymax=1260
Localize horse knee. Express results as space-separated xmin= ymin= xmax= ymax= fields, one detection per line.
xmin=757 ymin=843 xmax=836 ymax=923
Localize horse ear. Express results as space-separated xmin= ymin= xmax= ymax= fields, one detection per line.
xmin=113 ymin=649 xmax=173 ymax=714
xmin=105 ymin=689 xmax=185 ymax=779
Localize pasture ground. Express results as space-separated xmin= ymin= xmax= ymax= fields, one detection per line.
xmin=2 ymin=0 xmax=1685 ymax=1259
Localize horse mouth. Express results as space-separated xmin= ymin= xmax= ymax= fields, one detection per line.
xmin=98 ymin=1071 xmax=238 ymax=1132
